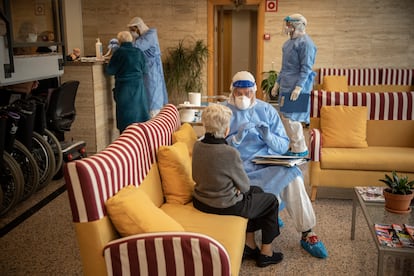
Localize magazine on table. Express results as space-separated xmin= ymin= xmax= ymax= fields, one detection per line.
xmin=252 ymin=155 xmax=309 ymax=167
xmin=374 ymin=223 xmax=414 ymax=248
xmin=404 ymin=224 xmax=414 ymax=241
xmin=355 ymin=186 xmax=385 ymax=202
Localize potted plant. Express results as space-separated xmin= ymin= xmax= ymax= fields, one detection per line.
xmin=379 ymin=171 xmax=414 ymax=214
xmin=260 ymin=69 xmax=278 ymax=102
xmin=163 ymin=38 xmax=209 ymax=106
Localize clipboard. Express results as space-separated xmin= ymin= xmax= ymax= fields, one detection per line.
xmin=279 ymin=92 xmax=310 ymax=113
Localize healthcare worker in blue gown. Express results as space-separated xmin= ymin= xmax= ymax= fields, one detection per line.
xmin=272 ymin=13 xmax=317 ymax=157
xmin=224 ymin=71 xmax=328 ymax=259
xmin=127 ymin=17 xmax=169 ymax=118
xmin=106 ymin=31 xmax=150 ymax=133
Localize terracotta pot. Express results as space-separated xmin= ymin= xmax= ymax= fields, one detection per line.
xmin=383 ymin=189 xmax=414 ymax=214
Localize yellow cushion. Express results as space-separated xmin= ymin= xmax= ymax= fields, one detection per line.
xmin=320 ymin=146 xmax=414 ymax=171
xmin=322 ymin=75 xmax=349 ymax=92
xmin=320 ymin=106 xmax=368 ymax=148
xmin=172 ymin=123 xmax=197 ymax=157
xmin=157 ymin=142 xmax=195 ymax=204
xmin=105 ymin=185 xmax=185 ymax=237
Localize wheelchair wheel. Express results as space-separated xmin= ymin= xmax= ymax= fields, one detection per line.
xmin=32 ymin=131 xmax=56 ymax=190
xmin=10 ymin=140 xmax=40 ymax=201
xmin=0 ymin=152 xmax=24 ymax=216
xmin=43 ymin=129 xmax=63 ymax=177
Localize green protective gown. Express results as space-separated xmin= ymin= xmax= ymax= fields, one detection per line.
xmin=106 ymin=42 xmax=149 ymax=132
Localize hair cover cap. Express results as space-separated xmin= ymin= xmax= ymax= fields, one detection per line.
xmin=127 ymin=17 xmax=149 ymax=34
xmin=284 ymin=13 xmax=307 ymax=26
xmin=230 ymin=71 xmax=257 ymax=92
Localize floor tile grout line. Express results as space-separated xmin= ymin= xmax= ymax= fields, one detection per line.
xmin=0 ymin=184 xmax=67 ymax=238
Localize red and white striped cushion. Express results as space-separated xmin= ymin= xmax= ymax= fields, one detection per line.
xmin=65 ymin=104 xmax=180 ymax=223
xmin=310 ymin=90 xmax=414 ymax=120
xmin=381 ymin=68 xmax=414 ymax=85
xmin=104 ymin=232 xmax=231 ymax=276
xmin=318 ymin=68 xmax=381 ymax=86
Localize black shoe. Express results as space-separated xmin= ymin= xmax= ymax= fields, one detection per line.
xmin=243 ymin=245 xmax=260 ymax=260
xmin=256 ymin=252 xmax=284 ymax=267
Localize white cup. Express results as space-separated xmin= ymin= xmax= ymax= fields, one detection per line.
xmin=179 ymin=101 xmax=195 ymax=122
xmin=188 ymin=92 xmax=201 ymax=106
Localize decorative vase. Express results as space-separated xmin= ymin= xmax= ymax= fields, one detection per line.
xmin=383 ymin=189 xmax=413 ymax=214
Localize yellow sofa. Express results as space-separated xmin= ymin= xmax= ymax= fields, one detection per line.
xmin=64 ymin=104 xmax=247 ymax=276
xmin=309 ymin=68 xmax=414 ymax=201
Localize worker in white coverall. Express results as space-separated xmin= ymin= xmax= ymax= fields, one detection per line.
xmin=225 ymin=71 xmax=328 ymax=259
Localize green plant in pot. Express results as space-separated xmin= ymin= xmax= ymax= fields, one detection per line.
xmin=163 ymin=38 xmax=209 ymax=106
xmin=379 ymin=171 xmax=414 ymax=214
xmin=260 ymin=69 xmax=278 ymax=102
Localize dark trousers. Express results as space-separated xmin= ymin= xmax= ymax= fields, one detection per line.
xmin=193 ymin=186 xmax=279 ymax=244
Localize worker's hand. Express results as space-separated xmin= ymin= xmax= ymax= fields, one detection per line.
xmin=271 ymin=83 xmax=279 ymax=97
xmin=233 ymin=122 xmax=255 ymax=145
xmin=290 ymin=86 xmax=302 ymax=101
xmin=256 ymin=122 xmax=271 ymax=141
xmin=108 ymin=38 xmax=119 ymax=49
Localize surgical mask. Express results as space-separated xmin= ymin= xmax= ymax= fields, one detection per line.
xmin=284 ymin=26 xmax=294 ymax=35
xmin=235 ymin=96 xmax=251 ymax=110
xmin=130 ymin=31 xmax=139 ymax=40
xmin=48 ymin=45 xmax=57 ymax=52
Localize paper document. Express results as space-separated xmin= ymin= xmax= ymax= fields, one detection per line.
xmin=252 ymin=155 xmax=309 ymax=167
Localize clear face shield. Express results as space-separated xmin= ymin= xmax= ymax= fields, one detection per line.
xmin=281 ymin=21 xmax=295 ymax=36
xmin=129 ymin=26 xmax=140 ymax=39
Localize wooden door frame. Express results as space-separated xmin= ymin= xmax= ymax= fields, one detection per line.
xmin=207 ymin=0 xmax=265 ymax=99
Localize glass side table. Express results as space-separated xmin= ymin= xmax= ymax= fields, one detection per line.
xmin=351 ymin=187 xmax=414 ymax=275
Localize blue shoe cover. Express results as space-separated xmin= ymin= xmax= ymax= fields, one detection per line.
xmin=300 ymin=239 xmax=328 ymax=259
xmin=278 ymin=217 xmax=284 ymax=228
xmin=284 ymin=150 xmax=309 ymax=157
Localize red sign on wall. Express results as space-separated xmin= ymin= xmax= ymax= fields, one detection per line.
xmin=265 ymin=0 xmax=278 ymax=12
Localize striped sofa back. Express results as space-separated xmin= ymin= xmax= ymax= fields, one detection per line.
xmin=310 ymin=90 xmax=414 ymax=120
xmin=316 ymin=68 xmax=414 ymax=86
xmin=381 ymin=68 xmax=414 ymax=85
xmin=317 ymin=68 xmax=381 ymax=86
xmin=64 ymin=104 xmax=180 ymax=223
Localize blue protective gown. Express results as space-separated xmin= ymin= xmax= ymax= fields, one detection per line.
xmin=106 ymin=42 xmax=150 ymax=132
xmin=223 ymin=100 xmax=302 ymax=196
xmin=277 ymin=34 xmax=317 ymax=124
xmin=132 ymin=29 xmax=168 ymax=114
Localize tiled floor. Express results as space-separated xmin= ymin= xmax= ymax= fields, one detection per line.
xmin=1 ymin=168 xmax=413 ymax=275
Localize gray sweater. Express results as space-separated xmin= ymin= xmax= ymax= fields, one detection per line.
xmin=192 ymin=140 xmax=250 ymax=208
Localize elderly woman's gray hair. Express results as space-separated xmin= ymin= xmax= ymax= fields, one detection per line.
xmin=201 ymin=104 xmax=232 ymax=138
xmin=117 ymin=31 xmax=133 ymax=43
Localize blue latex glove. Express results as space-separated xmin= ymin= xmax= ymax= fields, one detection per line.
xmin=256 ymin=122 xmax=271 ymax=142
xmin=108 ymin=38 xmax=119 ymax=49
xmin=233 ymin=122 xmax=255 ymax=145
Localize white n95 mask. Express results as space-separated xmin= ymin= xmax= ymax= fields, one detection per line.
xmin=235 ymin=96 xmax=251 ymax=110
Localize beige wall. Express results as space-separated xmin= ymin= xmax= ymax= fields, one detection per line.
xmin=64 ymin=0 xmax=84 ymax=54
xmin=72 ymin=0 xmax=413 ymax=84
